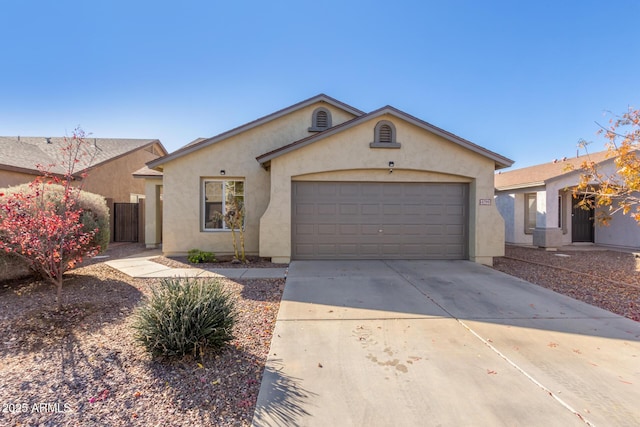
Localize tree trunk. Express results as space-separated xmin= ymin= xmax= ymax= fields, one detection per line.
xmin=55 ymin=277 xmax=63 ymax=311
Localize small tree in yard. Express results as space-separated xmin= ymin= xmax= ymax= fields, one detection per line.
xmin=0 ymin=128 xmax=102 ymax=310
xmin=574 ymin=107 xmax=640 ymax=225
xmin=224 ymin=194 xmax=247 ymax=263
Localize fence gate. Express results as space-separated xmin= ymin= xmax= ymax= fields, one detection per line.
xmin=113 ymin=203 xmax=139 ymax=242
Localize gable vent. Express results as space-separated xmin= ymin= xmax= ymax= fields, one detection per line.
xmin=379 ymin=124 xmax=392 ymax=143
xmin=316 ymin=110 xmax=328 ymax=128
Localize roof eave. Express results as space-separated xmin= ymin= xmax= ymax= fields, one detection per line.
xmin=257 ymin=106 xmax=514 ymax=169
xmin=148 ymin=94 xmax=365 ymax=169
xmin=495 ymin=181 xmax=546 ymax=191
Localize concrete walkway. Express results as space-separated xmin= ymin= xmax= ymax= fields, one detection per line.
xmin=104 ymin=251 xmax=287 ymax=279
xmin=252 ymin=260 xmax=640 ymax=427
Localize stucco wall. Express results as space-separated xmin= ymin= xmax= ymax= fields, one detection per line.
xmin=159 ymin=102 xmax=358 ymax=256
xmin=495 ymin=194 xmax=515 ymax=243
xmin=83 ymin=143 xmax=164 ymax=202
xmin=595 ymin=204 xmax=640 ymax=249
xmin=0 ymin=169 xmax=37 ymax=189
xmin=496 ymin=190 xmax=539 ymax=245
xmin=259 ymin=113 xmax=504 ymax=265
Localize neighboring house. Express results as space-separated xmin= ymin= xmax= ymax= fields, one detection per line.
xmin=0 ymin=136 xmax=167 ymax=242
xmin=0 ymin=136 xmax=167 ymax=203
xmin=495 ymin=151 xmax=640 ymax=250
xmin=144 ymin=94 xmax=513 ymax=265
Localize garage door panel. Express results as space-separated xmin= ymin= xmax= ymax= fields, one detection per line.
xmin=382 ymin=204 xmax=402 ymax=215
xmin=340 ymin=204 xmax=358 ymax=215
xmin=381 ymin=244 xmax=401 ymax=254
xmin=361 ymin=204 xmax=380 ymax=215
xmin=318 ymin=224 xmax=337 ymax=235
xmin=339 ymin=224 xmax=359 ymax=234
xmin=295 ymin=203 xmax=315 ymax=215
xmin=295 ymin=224 xmax=315 ymax=235
xmin=317 ymin=204 xmax=337 ymax=215
xmin=317 ymin=184 xmax=338 ymax=196
xmin=361 ymin=224 xmax=381 ymax=235
xmin=292 ymin=182 xmax=468 ymax=260
xmin=295 ymin=244 xmax=314 ymax=256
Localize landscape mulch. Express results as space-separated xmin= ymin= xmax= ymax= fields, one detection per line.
xmin=1 ymin=244 xmax=638 ymax=426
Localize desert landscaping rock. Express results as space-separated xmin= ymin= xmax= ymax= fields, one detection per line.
xmin=0 ymin=243 xmax=637 ymax=426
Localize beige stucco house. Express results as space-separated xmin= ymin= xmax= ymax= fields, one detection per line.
xmin=495 ymin=151 xmax=640 ymax=250
xmin=1 ymin=136 xmax=167 ymax=242
xmin=144 ymin=94 xmax=513 ymax=265
xmin=0 ymin=136 xmax=166 ymax=203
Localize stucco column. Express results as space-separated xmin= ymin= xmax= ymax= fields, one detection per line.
xmin=259 ymin=162 xmax=291 ymax=263
xmin=533 ymin=188 xmax=563 ymax=247
xmin=144 ymin=178 xmax=163 ymax=248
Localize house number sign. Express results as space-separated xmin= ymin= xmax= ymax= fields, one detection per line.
xmin=479 ymin=199 xmax=492 ymax=206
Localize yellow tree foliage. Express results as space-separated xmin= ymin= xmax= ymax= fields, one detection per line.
xmin=575 ymin=108 xmax=640 ymax=225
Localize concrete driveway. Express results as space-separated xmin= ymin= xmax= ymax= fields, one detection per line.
xmin=252 ymin=260 xmax=640 ymax=427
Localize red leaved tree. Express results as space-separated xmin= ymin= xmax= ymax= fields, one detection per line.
xmin=0 ymin=128 xmax=101 ymax=309
xmin=575 ymin=108 xmax=640 ymax=224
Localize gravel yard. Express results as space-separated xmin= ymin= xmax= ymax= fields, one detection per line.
xmin=493 ymin=245 xmax=640 ymax=322
xmin=0 ymin=244 xmax=284 ymax=426
xmin=1 ymin=243 xmax=638 ymax=426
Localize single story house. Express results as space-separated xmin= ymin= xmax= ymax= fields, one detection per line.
xmin=0 ymin=136 xmax=167 ymax=242
xmin=144 ymin=94 xmax=513 ymax=265
xmin=495 ymin=151 xmax=640 ymax=250
xmin=0 ymin=136 xmax=167 ymax=203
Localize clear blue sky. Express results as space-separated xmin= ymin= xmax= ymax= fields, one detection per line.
xmin=1 ymin=0 xmax=638 ymax=169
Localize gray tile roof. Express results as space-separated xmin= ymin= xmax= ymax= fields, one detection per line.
xmin=0 ymin=136 xmax=162 ymax=176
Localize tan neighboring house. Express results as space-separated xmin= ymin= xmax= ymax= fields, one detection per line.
xmin=144 ymin=94 xmax=513 ymax=265
xmin=495 ymin=151 xmax=640 ymax=250
xmin=0 ymin=136 xmax=167 ymax=241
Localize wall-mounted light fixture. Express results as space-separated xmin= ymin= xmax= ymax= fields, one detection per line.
xmin=388 ymin=161 xmax=395 ymax=174
xmin=220 ymin=170 xmax=226 ymax=176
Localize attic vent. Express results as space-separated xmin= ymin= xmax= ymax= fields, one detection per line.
xmin=308 ymin=107 xmax=332 ymax=132
xmin=316 ymin=110 xmax=328 ymax=128
xmin=379 ymin=124 xmax=392 ymax=143
xmin=370 ymin=120 xmax=401 ymax=149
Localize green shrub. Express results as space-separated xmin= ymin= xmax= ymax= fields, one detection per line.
xmin=187 ymin=249 xmax=216 ymax=264
xmin=132 ymin=277 xmax=236 ymax=357
xmin=0 ymin=182 xmax=110 ymax=252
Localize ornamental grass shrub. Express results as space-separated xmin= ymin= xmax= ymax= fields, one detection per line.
xmin=133 ymin=277 xmax=236 ymax=358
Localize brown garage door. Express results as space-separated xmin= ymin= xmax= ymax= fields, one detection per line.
xmin=292 ymin=182 xmax=468 ymax=260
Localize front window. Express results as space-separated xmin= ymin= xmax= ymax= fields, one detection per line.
xmin=524 ymin=193 xmax=537 ymax=234
xmin=203 ymin=180 xmax=245 ymax=230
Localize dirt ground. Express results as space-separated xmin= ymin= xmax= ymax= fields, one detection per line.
xmin=0 ymin=243 xmax=637 ymax=426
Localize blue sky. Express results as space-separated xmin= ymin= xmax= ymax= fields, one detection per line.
xmin=1 ymin=0 xmax=638 ymax=169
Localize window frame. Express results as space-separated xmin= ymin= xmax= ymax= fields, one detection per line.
xmin=370 ymin=120 xmax=401 ymax=148
xmin=202 ymin=179 xmax=245 ymax=232
xmin=308 ymin=107 xmax=332 ymax=132
xmin=524 ymin=193 xmax=537 ymax=235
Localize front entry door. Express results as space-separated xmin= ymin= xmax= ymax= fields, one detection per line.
xmin=571 ymin=202 xmax=594 ymax=242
